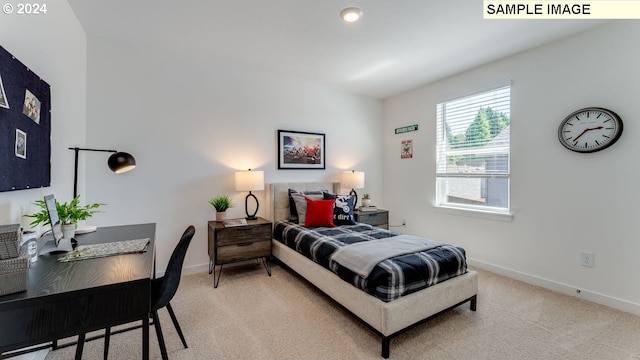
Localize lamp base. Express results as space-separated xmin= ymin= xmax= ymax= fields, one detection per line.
xmin=349 ymin=189 xmax=359 ymax=209
xmin=245 ymin=192 xmax=259 ymax=220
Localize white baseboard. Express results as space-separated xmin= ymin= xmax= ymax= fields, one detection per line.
xmin=160 ymin=262 xmax=245 ymax=278
xmin=181 ymin=259 xmax=264 ymax=276
xmin=182 ymin=263 xmax=209 ymax=276
xmin=468 ymin=258 xmax=640 ymax=316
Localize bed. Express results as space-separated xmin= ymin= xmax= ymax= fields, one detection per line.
xmin=265 ymin=182 xmax=478 ymax=358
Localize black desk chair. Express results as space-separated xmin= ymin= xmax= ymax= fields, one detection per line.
xmin=75 ymin=225 xmax=195 ymax=360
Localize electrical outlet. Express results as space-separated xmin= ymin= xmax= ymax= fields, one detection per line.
xmin=580 ymin=251 xmax=594 ymax=268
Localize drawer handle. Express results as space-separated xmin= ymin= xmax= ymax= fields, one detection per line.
xmin=237 ymin=242 xmax=254 ymax=246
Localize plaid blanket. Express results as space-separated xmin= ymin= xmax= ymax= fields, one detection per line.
xmin=273 ymin=221 xmax=468 ymax=302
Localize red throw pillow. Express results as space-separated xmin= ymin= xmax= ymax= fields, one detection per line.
xmin=304 ymin=198 xmax=336 ymax=228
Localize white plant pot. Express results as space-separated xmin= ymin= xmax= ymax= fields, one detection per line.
xmin=361 ymin=199 xmax=371 ymax=207
xmin=216 ymin=211 xmax=227 ymax=222
xmin=62 ymin=223 xmax=76 ymax=239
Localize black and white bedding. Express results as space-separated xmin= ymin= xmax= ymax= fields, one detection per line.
xmin=273 ymin=221 xmax=468 ymax=302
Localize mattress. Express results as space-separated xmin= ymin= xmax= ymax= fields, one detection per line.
xmin=273 ymin=221 xmax=468 ymax=302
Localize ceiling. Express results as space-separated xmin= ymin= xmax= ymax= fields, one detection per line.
xmin=67 ymin=0 xmax=608 ymax=99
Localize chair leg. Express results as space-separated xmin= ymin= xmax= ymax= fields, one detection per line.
xmin=152 ymin=311 xmax=169 ymax=360
xmin=75 ymin=333 xmax=86 ymax=360
xmin=166 ymin=302 xmax=188 ymax=349
xmin=103 ymin=327 xmax=111 ymax=360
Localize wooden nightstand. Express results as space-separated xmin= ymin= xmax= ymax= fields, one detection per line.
xmin=208 ymin=217 xmax=272 ymax=288
xmin=354 ymin=209 xmax=389 ymax=229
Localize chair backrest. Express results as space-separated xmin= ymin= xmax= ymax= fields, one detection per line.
xmin=152 ymin=225 xmax=195 ymax=311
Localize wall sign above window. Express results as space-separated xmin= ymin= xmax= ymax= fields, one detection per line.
xmin=395 ymin=124 xmax=418 ymax=134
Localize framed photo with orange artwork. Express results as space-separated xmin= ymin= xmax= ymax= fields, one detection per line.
xmin=278 ymin=130 xmax=325 ymax=169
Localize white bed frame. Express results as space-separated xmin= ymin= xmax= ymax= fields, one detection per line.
xmin=266 ymin=182 xmax=478 ymax=358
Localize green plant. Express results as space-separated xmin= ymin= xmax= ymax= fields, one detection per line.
xmin=209 ymin=195 xmax=234 ymax=212
xmin=362 ymin=193 xmax=371 ymax=200
xmin=25 ymin=196 xmax=105 ymax=227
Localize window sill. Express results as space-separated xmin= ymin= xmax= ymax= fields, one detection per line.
xmin=433 ymin=205 xmax=513 ymax=222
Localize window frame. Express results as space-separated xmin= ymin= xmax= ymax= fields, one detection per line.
xmin=434 ymin=84 xmax=512 ymax=217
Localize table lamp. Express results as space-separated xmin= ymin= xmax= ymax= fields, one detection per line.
xmin=341 ymin=170 xmax=365 ymax=207
xmin=235 ymin=169 xmax=264 ymax=220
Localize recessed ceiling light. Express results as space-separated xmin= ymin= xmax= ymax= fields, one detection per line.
xmin=340 ymin=7 xmax=363 ymax=23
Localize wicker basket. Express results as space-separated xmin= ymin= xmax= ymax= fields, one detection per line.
xmin=0 ymin=256 xmax=28 ymax=296
xmin=0 ymin=224 xmax=20 ymax=260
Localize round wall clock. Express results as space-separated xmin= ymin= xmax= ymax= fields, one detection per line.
xmin=557 ymin=107 xmax=623 ymax=153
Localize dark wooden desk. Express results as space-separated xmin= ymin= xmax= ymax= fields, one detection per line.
xmin=0 ymin=223 xmax=156 ymax=359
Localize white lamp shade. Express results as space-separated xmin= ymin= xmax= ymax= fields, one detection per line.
xmin=342 ymin=171 xmax=365 ymax=189
xmin=235 ymin=170 xmax=265 ymax=191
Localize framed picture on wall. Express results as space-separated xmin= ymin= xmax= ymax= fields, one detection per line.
xmin=22 ymin=89 xmax=41 ymax=124
xmin=0 ymin=74 xmax=9 ymax=109
xmin=401 ymin=139 xmax=413 ymax=159
xmin=15 ymin=129 xmax=26 ymax=159
xmin=278 ymin=129 xmax=325 ymax=169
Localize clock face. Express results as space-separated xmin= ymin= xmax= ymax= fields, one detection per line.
xmin=558 ymin=107 xmax=623 ymax=153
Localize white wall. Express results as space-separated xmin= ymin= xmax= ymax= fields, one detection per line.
xmin=83 ymin=37 xmax=383 ymax=274
xmin=0 ymin=2 xmax=85 ymax=359
xmin=0 ymin=1 xmax=86 ymax=234
xmin=383 ymin=21 xmax=640 ymax=315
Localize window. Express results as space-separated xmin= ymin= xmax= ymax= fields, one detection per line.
xmin=435 ymin=85 xmax=510 ymax=214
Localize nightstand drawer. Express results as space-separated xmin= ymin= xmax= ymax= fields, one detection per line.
xmin=217 ymin=240 xmax=271 ymax=264
xmin=356 ymin=212 xmax=387 ymax=226
xmin=354 ymin=209 xmax=389 ymax=229
xmin=216 ymin=224 xmax=271 ymax=246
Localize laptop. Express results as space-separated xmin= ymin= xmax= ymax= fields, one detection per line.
xmin=39 ymin=194 xmax=74 ymax=255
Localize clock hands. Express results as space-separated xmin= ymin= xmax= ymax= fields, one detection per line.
xmin=573 ymin=126 xmax=604 ymax=141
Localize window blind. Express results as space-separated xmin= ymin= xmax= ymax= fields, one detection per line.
xmin=436 ymin=86 xmax=511 ymax=178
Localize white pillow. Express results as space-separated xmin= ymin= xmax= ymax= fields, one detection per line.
xmin=288 ymin=189 xmax=327 ymax=222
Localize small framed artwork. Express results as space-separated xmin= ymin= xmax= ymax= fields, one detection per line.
xmin=0 ymin=74 xmax=9 ymax=109
xmin=278 ymin=130 xmax=325 ymax=169
xmin=401 ymin=139 xmax=413 ymax=159
xmin=23 ymin=89 xmax=41 ymax=124
xmin=15 ymin=129 xmax=26 ymax=159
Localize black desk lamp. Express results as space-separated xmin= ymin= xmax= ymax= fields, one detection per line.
xmin=69 ymin=147 xmax=136 ymax=198
xmin=68 ymin=147 xmax=136 ymax=233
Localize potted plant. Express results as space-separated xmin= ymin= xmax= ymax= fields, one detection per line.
xmin=209 ymin=195 xmax=234 ymax=222
xmin=25 ymin=196 xmax=104 ymax=238
xmin=361 ymin=193 xmax=372 ymax=207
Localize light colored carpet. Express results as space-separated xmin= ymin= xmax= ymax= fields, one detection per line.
xmin=46 ymin=264 xmax=640 ymax=360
